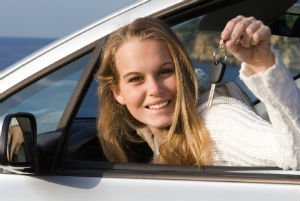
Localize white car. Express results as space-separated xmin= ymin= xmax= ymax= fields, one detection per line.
xmin=0 ymin=0 xmax=299 ymax=200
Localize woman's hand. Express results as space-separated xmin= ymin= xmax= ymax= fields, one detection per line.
xmin=221 ymin=15 xmax=275 ymax=74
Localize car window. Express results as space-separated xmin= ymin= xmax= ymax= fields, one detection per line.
xmin=76 ymin=80 xmax=98 ymax=118
xmin=173 ymin=14 xmax=300 ymax=120
xmin=66 ymin=3 xmax=300 ymax=166
xmin=73 ymin=12 xmax=300 ymax=121
xmin=0 ymin=52 xmax=91 ymax=134
xmin=173 ymin=18 xmax=248 ymax=97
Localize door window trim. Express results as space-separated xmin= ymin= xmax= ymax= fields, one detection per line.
xmin=59 ymin=160 xmax=300 ymax=185
xmin=52 ymin=38 xmax=106 ymax=170
xmin=56 ymin=1 xmax=300 ymax=184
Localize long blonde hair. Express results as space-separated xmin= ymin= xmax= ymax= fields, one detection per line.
xmin=96 ymin=17 xmax=211 ymax=166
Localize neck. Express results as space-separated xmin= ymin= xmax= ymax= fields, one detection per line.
xmin=148 ymin=126 xmax=167 ymax=144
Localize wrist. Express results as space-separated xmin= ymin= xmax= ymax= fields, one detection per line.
xmin=245 ymin=52 xmax=275 ymax=74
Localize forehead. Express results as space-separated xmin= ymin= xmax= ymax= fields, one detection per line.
xmin=115 ymin=39 xmax=173 ymax=72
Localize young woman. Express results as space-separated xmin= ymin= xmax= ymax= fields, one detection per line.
xmin=96 ymin=15 xmax=300 ymax=170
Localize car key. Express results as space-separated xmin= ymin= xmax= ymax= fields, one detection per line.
xmin=207 ymin=40 xmax=227 ymax=108
xmin=207 ymin=61 xmax=226 ymax=108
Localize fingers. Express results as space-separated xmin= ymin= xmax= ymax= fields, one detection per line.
xmin=241 ymin=20 xmax=261 ymax=47
xmin=226 ymin=16 xmax=255 ymax=46
xmin=221 ymin=15 xmax=271 ymax=49
xmin=221 ymin=15 xmax=244 ymax=40
xmin=250 ymin=25 xmax=271 ymax=46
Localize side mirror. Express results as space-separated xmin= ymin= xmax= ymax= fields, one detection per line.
xmin=0 ymin=113 xmax=37 ymax=172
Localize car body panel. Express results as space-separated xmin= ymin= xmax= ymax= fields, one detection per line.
xmin=0 ymin=174 xmax=299 ymax=201
xmin=0 ymin=0 xmax=299 ymax=200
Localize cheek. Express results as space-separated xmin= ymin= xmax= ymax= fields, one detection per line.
xmin=166 ymin=76 xmax=177 ymax=96
xmin=119 ymin=85 xmax=145 ymax=107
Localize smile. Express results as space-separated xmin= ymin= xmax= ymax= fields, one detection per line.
xmin=147 ymin=101 xmax=169 ymax=110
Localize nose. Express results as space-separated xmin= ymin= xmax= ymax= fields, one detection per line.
xmin=147 ymin=77 xmax=163 ymax=97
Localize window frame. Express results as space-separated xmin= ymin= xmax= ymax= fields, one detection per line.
xmin=51 ymin=0 xmax=300 ymax=186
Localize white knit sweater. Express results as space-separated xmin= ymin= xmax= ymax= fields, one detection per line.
xmin=198 ymin=51 xmax=300 ymax=170
xmin=136 ymin=52 xmax=300 ymax=170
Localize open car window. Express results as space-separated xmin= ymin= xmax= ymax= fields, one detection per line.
xmin=173 ymin=14 xmax=300 ymax=120
xmin=63 ymin=1 xmax=300 ymax=184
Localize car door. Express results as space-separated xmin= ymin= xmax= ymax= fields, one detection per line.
xmin=57 ymin=1 xmax=300 ymax=200
xmin=0 ymin=0 xmax=299 ymax=200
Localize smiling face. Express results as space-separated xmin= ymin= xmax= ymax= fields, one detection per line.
xmin=113 ymin=39 xmax=177 ymax=133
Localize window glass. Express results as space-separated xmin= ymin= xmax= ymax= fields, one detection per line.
xmin=173 ymin=14 xmax=300 ymax=120
xmin=66 ymin=79 xmax=100 ymax=161
xmin=76 ymin=80 xmax=98 ymax=118
xmin=173 ymin=17 xmax=247 ymax=98
xmin=0 ymin=53 xmax=91 ymax=134
xmin=173 ymin=17 xmax=242 ymax=84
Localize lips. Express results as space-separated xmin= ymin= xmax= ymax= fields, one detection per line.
xmin=146 ymin=101 xmax=169 ymax=110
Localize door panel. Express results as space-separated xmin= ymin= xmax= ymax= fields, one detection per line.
xmin=0 ymin=174 xmax=299 ymax=201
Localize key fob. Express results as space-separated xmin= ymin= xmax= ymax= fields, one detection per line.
xmin=209 ymin=61 xmax=226 ymax=84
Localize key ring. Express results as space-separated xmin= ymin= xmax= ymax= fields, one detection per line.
xmin=213 ymin=40 xmax=227 ymax=63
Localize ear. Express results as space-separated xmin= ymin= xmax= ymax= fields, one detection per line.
xmin=112 ymin=86 xmax=126 ymax=105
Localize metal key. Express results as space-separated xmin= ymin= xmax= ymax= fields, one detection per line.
xmin=207 ymin=61 xmax=226 ymax=108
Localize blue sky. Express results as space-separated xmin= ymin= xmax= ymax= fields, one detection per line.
xmin=0 ymin=0 xmax=135 ymax=38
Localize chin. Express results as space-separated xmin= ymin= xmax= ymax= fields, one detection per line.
xmin=151 ymin=121 xmax=172 ymax=130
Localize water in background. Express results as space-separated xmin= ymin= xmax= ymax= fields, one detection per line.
xmin=0 ymin=37 xmax=55 ymax=71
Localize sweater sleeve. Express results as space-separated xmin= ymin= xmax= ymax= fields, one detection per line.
xmin=200 ymin=97 xmax=297 ymax=170
xmin=239 ymin=50 xmax=300 ymax=169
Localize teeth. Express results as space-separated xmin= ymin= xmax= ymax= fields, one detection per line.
xmin=148 ymin=101 xmax=168 ymax=109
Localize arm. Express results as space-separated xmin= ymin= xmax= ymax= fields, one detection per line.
xmin=220 ymin=15 xmax=300 ymax=169
xmin=240 ymin=51 xmax=300 ymax=169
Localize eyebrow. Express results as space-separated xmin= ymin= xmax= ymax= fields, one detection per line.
xmin=122 ymin=61 xmax=174 ymax=79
